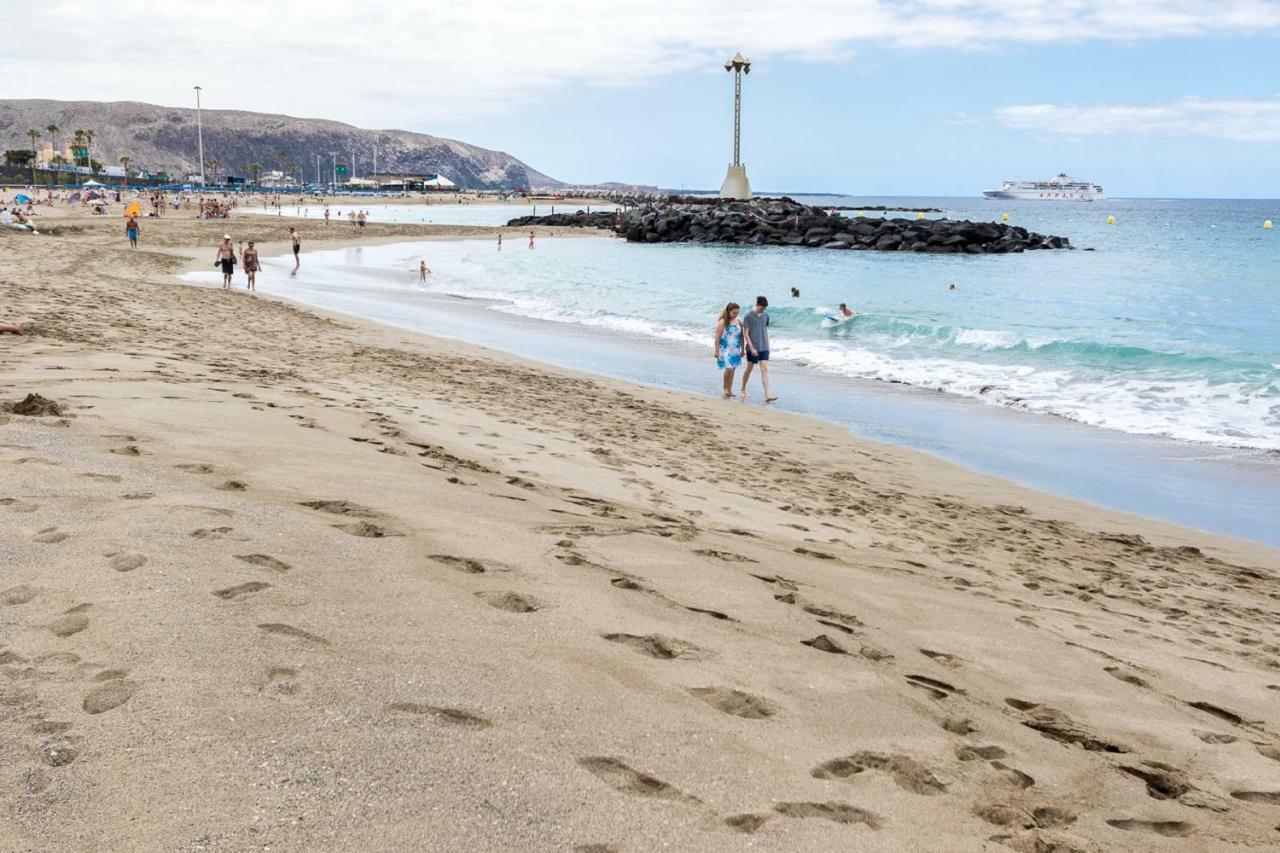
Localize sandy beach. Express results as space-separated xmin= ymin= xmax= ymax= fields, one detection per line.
xmin=3 ymin=208 xmax=1279 ymax=851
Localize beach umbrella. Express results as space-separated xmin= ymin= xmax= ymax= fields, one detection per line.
xmin=83 ymin=179 xmax=105 ymax=187
xmin=123 ymin=202 xmax=141 ymax=217
xmin=14 ymin=194 xmax=30 ymax=204
xmin=67 ymin=192 xmax=82 ymax=202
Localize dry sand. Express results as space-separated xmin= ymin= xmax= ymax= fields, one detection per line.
xmin=2 ymin=209 xmax=1279 ymax=852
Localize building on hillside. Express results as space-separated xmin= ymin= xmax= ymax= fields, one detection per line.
xmin=369 ymin=173 xmax=458 ymax=191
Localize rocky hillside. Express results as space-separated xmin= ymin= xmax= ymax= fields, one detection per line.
xmin=0 ymin=99 xmax=560 ymax=189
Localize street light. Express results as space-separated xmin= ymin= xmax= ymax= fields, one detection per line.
xmin=194 ymin=85 xmax=205 ymax=187
xmin=718 ymin=52 xmax=752 ymax=200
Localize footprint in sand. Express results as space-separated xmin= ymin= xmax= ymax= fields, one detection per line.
xmin=1230 ymin=790 xmax=1280 ymax=804
xmin=262 ymin=666 xmax=300 ymax=696
xmin=174 ymin=463 xmax=217 ymax=474
xmin=575 ymin=757 xmax=700 ymax=804
xmin=235 ymin=554 xmax=292 ymax=573
xmin=475 ymin=591 xmax=544 ymax=613
xmin=39 ymin=738 xmax=80 ymax=768
xmin=1 ymin=584 xmax=39 ymax=605
xmin=82 ymin=680 xmax=137 ymax=714
xmin=108 ymin=445 xmax=144 ymax=456
xmin=213 ymin=581 xmax=270 ymax=600
xmin=333 ymin=521 xmax=400 ymax=538
xmin=956 ymin=745 xmax=1008 ymax=761
xmin=601 ymin=633 xmax=708 ymax=660
xmin=48 ymin=613 xmax=89 ymax=637
xmin=1105 ymin=818 xmax=1193 ymax=837
xmin=257 ymin=623 xmax=330 ymax=645
xmin=723 ymin=814 xmax=771 ymax=833
xmin=0 ymin=497 xmax=39 ymax=512
xmin=298 ymin=500 xmax=378 ymax=518
xmin=214 ymin=480 xmax=248 ymax=492
xmin=33 ymin=528 xmax=69 ymax=544
xmin=108 ymin=553 xmax=147 ymax=572
xmin=802 ymin=634 xmax=849 ymax=655
xmin=385 ymin=702 xmax=492 ymax=728
xmin=429 ymin=554 xmax=496 ymax=574
xmin=688 ymin=687 xmax=778 ymax=719
xmin=1005 ymin=698 xmax=1128 ymax=752
xmin=812 ymin=752 xmax=946 ymax=795
xmin=1119 ymin=761 xmax=1194 ymax=800
xmin=772 ymin=802 xmax=881 ymax=829
xmin=191 ymin=526 xmax=234 ymax=539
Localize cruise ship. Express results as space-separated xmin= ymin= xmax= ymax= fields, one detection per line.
xmin=983 ymin=173 xmax=1106 ymax=202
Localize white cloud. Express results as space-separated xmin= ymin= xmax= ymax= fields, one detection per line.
xmin=993 ymin=97 xmax=1280 ymax=142
xmin=1 ymin=1 xmax=1278 ymax=126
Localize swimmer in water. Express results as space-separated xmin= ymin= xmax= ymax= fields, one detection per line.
xmin=838 ymin=303 xmax=855 ymax=318
xmin=948 ymin=283 xmax=957 ymax=291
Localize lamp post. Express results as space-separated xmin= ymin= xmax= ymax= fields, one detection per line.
xmin=718 ymin=52 xmax=752 ymax=200
xmin=194 ymin=85 xmax=205 ymax=187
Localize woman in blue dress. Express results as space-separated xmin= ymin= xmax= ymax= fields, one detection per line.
xmin=714 ymin=302 xmax=744 ymax=399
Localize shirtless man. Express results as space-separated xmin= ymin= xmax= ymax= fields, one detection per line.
xmin=290 ymin=228 xmax=301 ymax=275
xmin=214 ymin=235 xmax=237 ymax=289
xmin=419 ymin=260 xmax=431 ymax=282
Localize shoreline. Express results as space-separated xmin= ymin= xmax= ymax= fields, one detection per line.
xmin=4 ymin=212 xmax=1279 ymax=851
xmin=181 ymin=236 xmax=1280 ymax=548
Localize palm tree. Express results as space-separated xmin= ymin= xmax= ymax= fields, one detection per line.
xmin=277 ymin=149 xmax=287 ymax=181
xmin=46 ymin=124 xmax=59 ymax=166
xmin=249 ymin=162 xmax=262 ymax=186
xmin=119 ymin=155 xmax=132 ymax=191
xmin=84 ymin=129 xmax=95 ymax=172
xmin=287 ymin=160 xmax=299 ymax=187
xmin=27 ymin=129 xmax=39 ymax=184
xmin=205 ymin=158 xmax=221 ymax=184
xmin=71 ymin=129 xmax=86 ymax=171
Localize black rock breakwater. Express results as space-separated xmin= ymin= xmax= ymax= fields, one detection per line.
xmin=507 ymin=198 xmax=1071 ymax=254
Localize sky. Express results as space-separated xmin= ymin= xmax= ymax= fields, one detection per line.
xmin=3 ymin=1 xmax=1278 ymax=197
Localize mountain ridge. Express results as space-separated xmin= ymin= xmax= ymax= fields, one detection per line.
xmin=0 ymin=98 xmax=560 ymax=189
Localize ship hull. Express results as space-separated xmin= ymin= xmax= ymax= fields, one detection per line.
xmin=983 ymin=190 xmax=1105 ymax=202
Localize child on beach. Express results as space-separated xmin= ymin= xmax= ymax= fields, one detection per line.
xmin=714 ymin=302 xmax=746 ymax=399
xmin=290 ymin=228 xmax=301 ymax=276
xmin=419 ymin=260 xmax=431 ymax=282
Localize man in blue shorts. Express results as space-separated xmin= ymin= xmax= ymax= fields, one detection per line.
xmin=741 ymin=295 xmax=777 ymax=402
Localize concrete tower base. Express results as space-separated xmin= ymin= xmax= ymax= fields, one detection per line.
xmin=719 ymin=164 xmax=752 ymax=200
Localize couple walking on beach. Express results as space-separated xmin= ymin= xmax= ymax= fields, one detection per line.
xmin=715 ymin=296 xmax=776 ymax=402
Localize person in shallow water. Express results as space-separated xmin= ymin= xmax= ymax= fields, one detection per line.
xmin=740 ymin=295 xmax=777 ymax=403
xmin=714 ymin=301 xmax=746 ymax=399
xmin=214 ymin=235 xmax=236 ymax=289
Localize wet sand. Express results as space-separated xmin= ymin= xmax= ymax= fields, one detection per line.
xmin=2 ymin=208 xmax=1278 ymax=851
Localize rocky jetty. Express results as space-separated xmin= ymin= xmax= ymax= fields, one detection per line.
xmin=507 ymin=198 xmax=1071 ymax=254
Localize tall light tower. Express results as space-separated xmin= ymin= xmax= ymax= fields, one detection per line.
xmin=194 ymin=85 xmax=205 ymax=186
xmin=719 ymin=52 xmax=752 ymax=200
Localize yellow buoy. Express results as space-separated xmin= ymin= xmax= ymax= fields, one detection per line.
xmin=1001 ymin=212 xmax=1009 ymax=222
xmin=857 ymin=211 xmax=864 ymax=218
xmin=1106 ymin=215 xmax=1116 ymax=225
xmin=917 ymin=211 xmax=926 ymax=220
xmin=1266 ymin=219 xmax=1274 ymax=230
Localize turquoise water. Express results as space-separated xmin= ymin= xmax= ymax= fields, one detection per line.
xmin=236 ymin=196 xmax=1279 ymax=449
xmin=387 ymin=197 xmax=1279 ymax=450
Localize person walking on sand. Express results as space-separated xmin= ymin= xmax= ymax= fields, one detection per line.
xmin=290 ymin=228 xmax=301 ymax=276
xmin=740 ymin=295 xmax=777 ymax=402
xmin=528 ymin=231 xmax=535 ymax=249
xmin=243 ymin=241 xmax=260 ymax=291
xmin=419 ymin=259 xmax=431 ymax=282
xmin=323 ymin=206 xmax=330 ymax=225
xmin=714 ymin=302 xmax=746 ymax=399
xmin=125 ymin=215 xmax=140 ymax=249
xmin=214 ymin=235 xmax=237 ymax=289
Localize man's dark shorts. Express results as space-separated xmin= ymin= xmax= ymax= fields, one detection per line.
xmin=747 ymin=349 xmax=770 ymax=364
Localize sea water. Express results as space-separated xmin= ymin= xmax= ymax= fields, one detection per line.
xmin=185 ymin=196 xmax=1280 ymax=544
